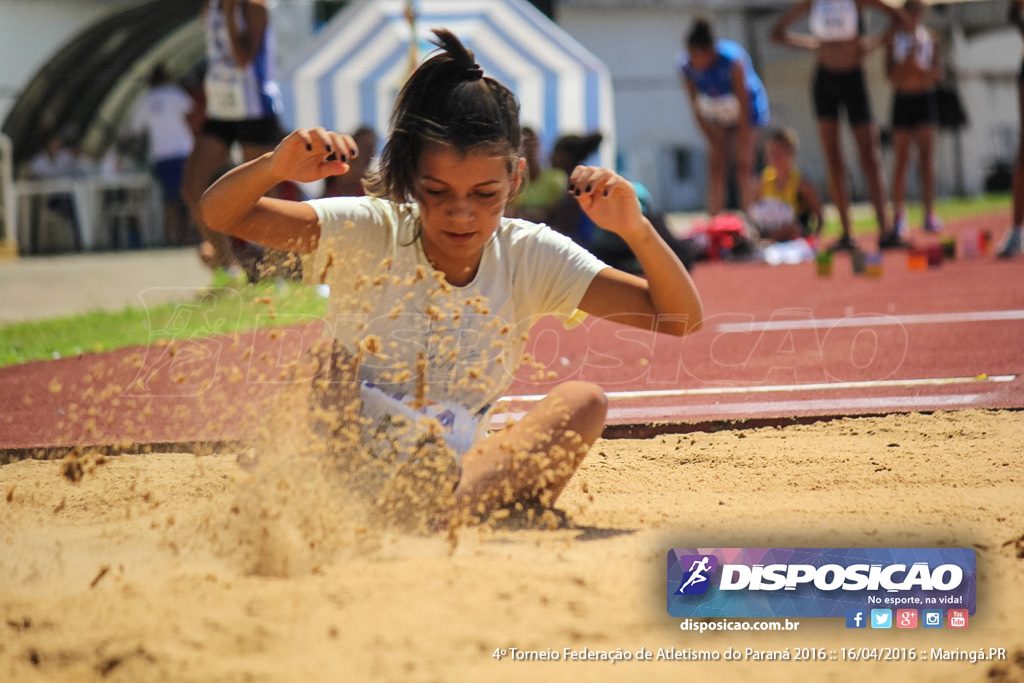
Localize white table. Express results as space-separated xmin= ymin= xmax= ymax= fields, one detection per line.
xmin=15 ymin=173 xmax=164 ymax=253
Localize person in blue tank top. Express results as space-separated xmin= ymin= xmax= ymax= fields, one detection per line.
xmin=183 ymin=0 xmax=285 ymax=277
xmin=678 ymin=18 xmax=770 ymax=215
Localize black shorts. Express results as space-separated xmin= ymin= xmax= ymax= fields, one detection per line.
xmin=201 ymin=116 xmax=284 ymax=147
xmin=1019 ymin=57 xmax=1024 ymax=83
xmin=891 ymin=90 xmax=939 ymax=130
xmin=813 ymin=66 xmax=873 ymax=126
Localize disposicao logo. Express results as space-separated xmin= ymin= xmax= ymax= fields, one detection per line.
xmin=667 ymin=548 xmax=976 ymax=619
xmin=674 ymin=554 xmax=718 ymax=596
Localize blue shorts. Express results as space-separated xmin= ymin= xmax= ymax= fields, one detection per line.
xmin=153 ymin=157 xmax=187 ymax=201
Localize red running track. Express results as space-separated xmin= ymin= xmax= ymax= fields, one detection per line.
xmin=504 ymin=216 xmax=1024 ymax=428
xmin=1 ymin=213 xmax=1022 ymax=453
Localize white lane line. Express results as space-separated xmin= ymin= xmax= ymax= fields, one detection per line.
xmin=604 ymin=394 xmax=985 ymax=420
xmin=489 ymin=393 xmax=986 ymax=427
xmin=716 ymin=309 xmax=1024 ymax=333
xmin=500 ymin=374 xmax=1016 ymax=404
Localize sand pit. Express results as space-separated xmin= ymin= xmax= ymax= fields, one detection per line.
xmin=2 ymin=409 xmax=1023 ymax=682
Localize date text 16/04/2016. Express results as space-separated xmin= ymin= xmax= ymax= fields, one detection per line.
xmin=490 ymin=647 xmax=1009 ymax=664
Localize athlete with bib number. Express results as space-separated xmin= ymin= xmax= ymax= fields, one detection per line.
xmin=886 ymin=0 xmax=943 ymax=239
xmin=772 ymin=0 xmax=909 ymax=252
xmin=183 ymin=0 xmax=285 ymax=276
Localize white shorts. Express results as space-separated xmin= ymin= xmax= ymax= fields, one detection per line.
xmin=358 ymin=382 xmax=487 ymax=462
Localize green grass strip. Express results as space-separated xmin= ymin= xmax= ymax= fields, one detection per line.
xmin=820 ymin=193 xmax=1011 ymax=237
xmin=0 ymin=279 xmax=327 ymax=368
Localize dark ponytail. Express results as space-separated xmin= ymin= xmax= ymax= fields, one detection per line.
xmin=686 ymin=17 xmax=715 ymax=51
xmin=366 ymin=28 xmax=523 ymax=202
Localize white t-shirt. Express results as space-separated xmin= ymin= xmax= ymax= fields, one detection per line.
xmin=310 ymin=196 xmax=606 ymax=455
xmin=130 ymin=84 xmax=195 ymax=161
xmin=28 ymin=149 xmax=78 ymax=179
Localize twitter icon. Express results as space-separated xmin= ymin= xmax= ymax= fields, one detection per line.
xmin=870 ymin=609 xmax=893 ymax=629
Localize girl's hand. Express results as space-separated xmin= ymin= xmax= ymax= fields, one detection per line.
xmin=267 ymin=128 xmax=356 ymax=184
xmin=568 ymin=166 xmax=647 ymax=240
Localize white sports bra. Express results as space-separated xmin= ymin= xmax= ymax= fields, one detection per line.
xmin=809 ymin=0 xmax=860 ymax=42
xmin=892 ymin=27 xmax=934 ymax=70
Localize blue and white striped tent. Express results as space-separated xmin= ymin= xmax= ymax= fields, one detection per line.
xmin=279 ymin=0 xmax=615 ymax=168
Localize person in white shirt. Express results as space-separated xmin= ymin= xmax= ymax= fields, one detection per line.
xmin=199 ymin=30 xmax=704 ymax=528
xmin=129 ymin=65 xmax=196 ymax=244
xmin=25 ymin=133 xmax=82 ymax=252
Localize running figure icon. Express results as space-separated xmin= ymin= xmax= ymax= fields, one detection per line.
xmin=678 ymin=556 xmax=713 ymax=593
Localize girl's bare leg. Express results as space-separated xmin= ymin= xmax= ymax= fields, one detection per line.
xmin=451 ymin=381 xmax=607 ymax=521
xmin=852 ymin=121 xmax=891 ymax=239
xmin=998 ymin=80 xmax=1024 ymax=256
xmin=891 ymin=129 xmax=912 ymax=225
xmin=182 ymin=134 xmax=234 ymax=270
xmin=817 ymin=119 xmax=852 ymax=241
xmin=914 ymin=124 xmax=938 ymax=229
xmin=735 ymin=124 xmax=759 ymax=212
xmin=706 ymin=126 xmax=727 ymax=216
xmin=1015 ymin=80 xmax=1024 ymax=228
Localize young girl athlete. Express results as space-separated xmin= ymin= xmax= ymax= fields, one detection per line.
xmin=772 ymin=0 xmax=908 ymax=251
xmin=199 ymin=30 xmax=703 ymax=523
xmin=886 ymin=0 xmax=943 ymax=238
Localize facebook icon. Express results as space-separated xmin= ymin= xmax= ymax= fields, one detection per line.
xmin=845 ymin=609 xmax=867 ymax=629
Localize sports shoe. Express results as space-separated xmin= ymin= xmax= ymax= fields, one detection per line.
xmin=924 ymin=215 xmax=942 ymax=233
xmin=892 ymin=212 xmax=907 ymax=236
xmin=997 ymin=229 xmax=1022 ymax=259
xmin=829 ymin=234 xmax=857 ymax=252
xmin=879 ymin=230 xmax=909 ymax=250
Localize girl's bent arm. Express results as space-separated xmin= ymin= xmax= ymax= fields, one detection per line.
xmin=571 ymin=167 xmax=703 ymax=337
xmin=225 ymin=0 xmax=268 ymax=68
xmin=683 ymin=78 xmax=714 ymax=141
xmin=771 ymin=1 xmax=819 ymax=50
xmin=200 ymin=128 xmax=355 ymax=254
xmin=731 ymin=61 xmax=752 ymax=138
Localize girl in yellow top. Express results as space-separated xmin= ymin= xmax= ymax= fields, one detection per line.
xmin=749 ymin=127 xmax=824 ymax=243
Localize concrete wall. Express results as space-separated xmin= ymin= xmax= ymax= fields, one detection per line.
xmin=952 ymin=26 xmax=1020 ymax=194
